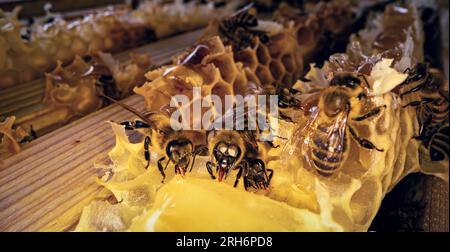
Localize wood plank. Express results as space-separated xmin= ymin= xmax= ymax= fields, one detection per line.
xmin=0 ymin=94 xmax=146 ymax=231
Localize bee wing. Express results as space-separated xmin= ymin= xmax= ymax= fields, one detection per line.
xmin=280 ymin=105 xmax=320 ymax=160
xmin=319 ymin=112 xmax=348 ymax=154
xmin=218 ymin=102 xmax=274 ymax=133
xmin=281 ymin=105 xmax=348 ymax=164
xmin=245 ymin=81 xmax=265 ymax=96
xmin=233 ymin=2 xmax=255 ymax=18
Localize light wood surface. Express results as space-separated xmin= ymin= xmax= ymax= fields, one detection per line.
xmin=0 ymin=94 xmax=145 ymax=231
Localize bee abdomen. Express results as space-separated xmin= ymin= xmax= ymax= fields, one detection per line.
xmin=418 ymin=101 xmax=449 ymax=128
xmin=312 ymin=131 xmax=346 ymax=153
xmin=429 ymin=126 xmax=449 ymax=161
xmin=310 ymin=131 xmax=346 ymax=176
xmin=312 ymin=148 xmax=342 ymax=163
xmin=427 ymin=103 xmax=449 ymax=122
xmin=312 ymin=160 xmax=340 ymax=177
xmin=311 ymin=149 xmax=343 ymax=176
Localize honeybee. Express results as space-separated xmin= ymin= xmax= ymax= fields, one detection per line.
xmin=234 ymin=133 xmax=274 ymax=190
xmin=101 ymin=95 xmax=207 ymax=182
xmin=276 ymin=85 xmax=303 ymax=122
xmin=206 ymin=129 xmax=274 ymax=190
xmin=398 ymin=64 xmax=449 ymax=161
xmin=205 ymin=105 xmax=276 ymax=190
xmin=283 ymin=74 xmax=385 ymax=177
xmin=218 ymin=3 xmax=269 ymax=49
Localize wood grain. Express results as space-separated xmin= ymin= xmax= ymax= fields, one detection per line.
xmin=0 ymin=95 xmax=145 ymax=231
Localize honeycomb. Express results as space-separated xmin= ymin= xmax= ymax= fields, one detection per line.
xmin=0 ymin=116 xmax=34 ymax=157
xmin=94 ymin=52 xmax=152 ymax=97
xmin=200 ymin=0 xmax=356 ymax=93
xmin=14 ymin=52 xmax=151 ymax=135
xmin=274 ymin=0 xmax=355 ymax=63
xmin=135 ymin=36 xmax=255 ymax=124
xmin=0 ymin=117 xmax=21 ymax=156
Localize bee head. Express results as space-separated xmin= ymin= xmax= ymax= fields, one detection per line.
xmin=166 ymin=139 xmax=194 ymax=176
xmin=213 ymin=141 xmax=242 ymax=182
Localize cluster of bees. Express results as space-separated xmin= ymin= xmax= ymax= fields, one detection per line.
xmin=98 ymin=2 xmax=449 ymax=192
xmin=105 ymin=63 xmax=448 ymax=192
xmin=398 ymin=64 xmax=449 ymax=162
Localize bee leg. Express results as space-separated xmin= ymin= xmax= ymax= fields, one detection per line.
xmin=250 ymin=179 xmax=258 ymax=190
xmin=120 ymin=120 xmax=151 ymax=130
xmin=189 ymin=146 xmax=207 ymax=173
xmin=134 ymin=120 xmax=152 ymax=129
xmin=266 ymin=169 xmax=274 ymax=185
xmin=352 ymin=105 xmax=387 ymax=122
xmin=348 ymin=125 xmax=384 ymax=152
xmin=157 ymin=157 xmax=167 ymax=183
xmin=206 ymin=162 xmax=216 ymax=180
xmin=400 ymin=83 xmax=427 ymax=98
xmin=189 ymin=155 xmax=196 ymax=173
xmin=403 ymin=98 xmax=435 ymax=108
xmin=144 ymin=136 xmax=151 ymax=169
xmin=233 ymin=165 xmax=244 ymax=188
xmin=120 ymin=121 xmax=135 ymax=130
xmin=414 ymin=115 xmax=434 ymax=140
xmin=233 ymin=161 xmax=247 ymax=188
xmin=279 ymin=112 xmax=295 ymax=123
xmin=243 ymin=176 xmax=251 ymax=191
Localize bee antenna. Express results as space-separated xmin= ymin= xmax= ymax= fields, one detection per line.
xmin=99 ymin=94 xmax=154 ymax=127
xmin=238 ymin=2 xmax=255 ymax=13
